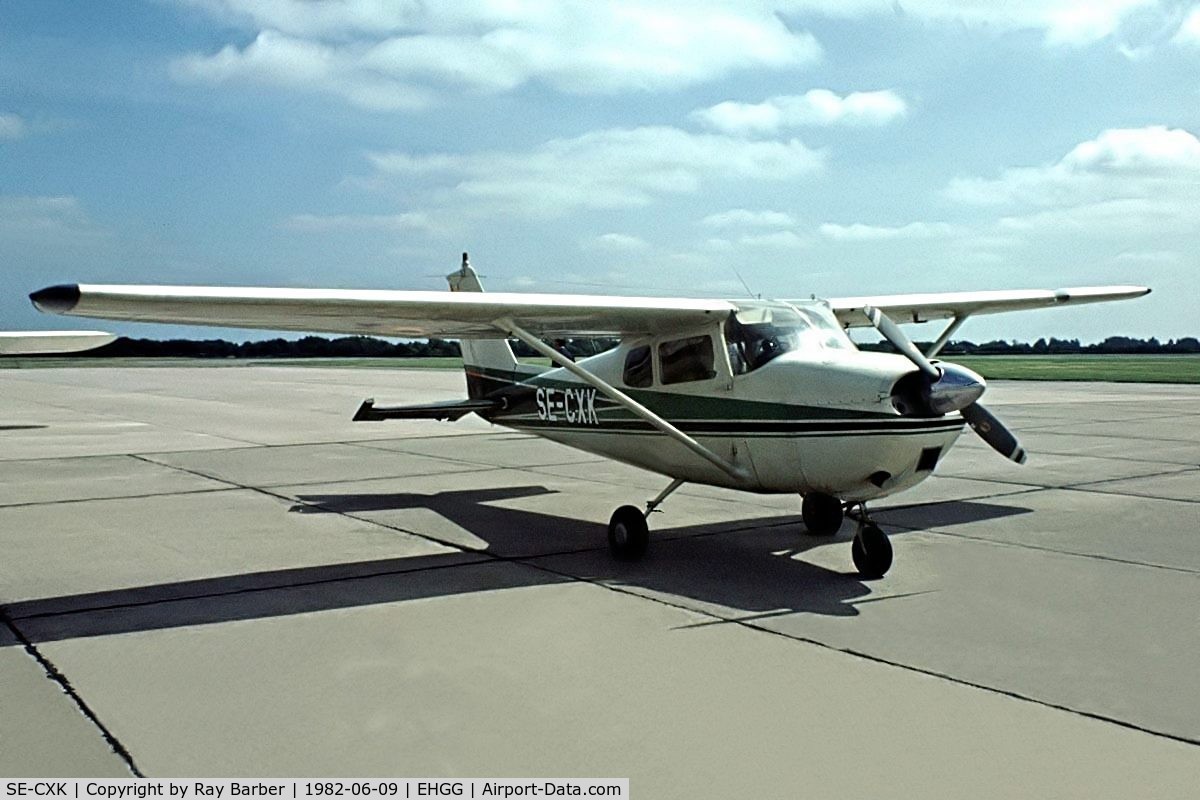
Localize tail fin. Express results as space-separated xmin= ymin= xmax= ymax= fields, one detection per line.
xmin=447 ymin=253 xmax=521 ymax=398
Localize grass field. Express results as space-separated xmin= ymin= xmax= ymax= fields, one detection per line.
xmin=2 ymin=354 xmax=1198 ymax=382
xmin=951 ymin=355 xmax=1200 ymax=383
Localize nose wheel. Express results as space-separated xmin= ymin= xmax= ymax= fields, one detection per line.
xmin=849 ymin=505 xmax=892 ymax=579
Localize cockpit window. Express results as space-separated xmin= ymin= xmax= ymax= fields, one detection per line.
xmin=659 ymin=335 xmax=716 ymax=384
xmin=725 ymin=302 xmax=853 ymax=374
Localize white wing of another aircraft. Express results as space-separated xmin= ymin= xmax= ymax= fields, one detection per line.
xmin=0 ymin=330 xmax=116 ymax=355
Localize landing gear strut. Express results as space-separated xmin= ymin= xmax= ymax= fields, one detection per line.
xmin=848 ymin=504 xmax=892 ymax=579
xmin=606 ymin=478 xmax=684 ymax=561
xmin=801 ymin=492 xmax=844 ymax=536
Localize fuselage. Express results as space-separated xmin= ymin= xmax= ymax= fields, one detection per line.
xmin=468 ymin=299 xmax=965 ymax=502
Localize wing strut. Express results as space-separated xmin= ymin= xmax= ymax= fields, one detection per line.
xmin=927 ymin=315 xmax=969 ymax=358
xmin=496 ymin=318 xmax=751 ymax=484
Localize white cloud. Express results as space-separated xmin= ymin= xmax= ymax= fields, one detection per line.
xmin=368 ymin=126 xmax=824 ymax=218
xmin=701 ymin=209 xmax=797 ymax=228
xmin=0 ymin=195 xmax=106 ymax=239
xmin=819 ymin=221 xmax=959 ymax=241
xmin=945 ymin=126 xmax=1200 ymax=207
xmin=737 ymin=230 xmax=810 ymax=249
xmin=170 ymin=0 xmax=1176 ymax=114
xmin=585 ymin=233 xmax=650 ymax=251
xmin=1114 ymin=249 xmax=1181 ymax=264
xmin=1060 ymin=125 xmax=1200 ymax=173
xmin=777 ymin=0 xmax=1168 ymax=47
xmin=930 ymin=127 xmax=1199 ymax=276
xmin=1173 ymin=8 xmax=1200 ymax=44
xmin=182 ymin=0 xmax=1171 ymax=49
xmin=172 ymin=1 xmax=820 ymax=109
xmin=693 ymin=90 xmax=907 ymax=135
xmin=996 ymin=197 xmax=1195 ymax=236
xmin=171 ymin=31 xmax=435 ymax=111
xmin=284 ymin=212 xmax=438 ymax=233
xmin=0 ymin=112 xmax=26 ymax=140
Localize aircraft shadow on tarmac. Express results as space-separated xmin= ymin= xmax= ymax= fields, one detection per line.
xmin=3 ymin=487 xmax=1030 ymax=644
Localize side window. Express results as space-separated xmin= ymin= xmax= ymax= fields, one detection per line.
xmin=659 ymin=335 xmax=716 ymax=384
xmin=623 ymin=345 xmax=653 ymax=388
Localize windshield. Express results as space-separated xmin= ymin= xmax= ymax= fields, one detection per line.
xmin=724 ymin=301 xmax=852 ymax=374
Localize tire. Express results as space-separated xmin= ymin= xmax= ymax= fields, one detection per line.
xmin=802 ymin=492 xmax=844 ymax=536
xmin=608 ymin=505 xmax=649 ymax=561
xmin=851 ymin=523 xmax=893 ymax=579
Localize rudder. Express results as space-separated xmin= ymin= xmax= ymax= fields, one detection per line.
xmin=447 ymin=253 xmax=522 ymax=398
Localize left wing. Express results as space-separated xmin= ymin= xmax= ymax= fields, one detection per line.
xmin=31 ymin=284 xmax=732 ymax=338
xmin=824 ymin=286 xmax=1150 ymax=328
xmin=0 ymin=330 xmax=116 ymax=355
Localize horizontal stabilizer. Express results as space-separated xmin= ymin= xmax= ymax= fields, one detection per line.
xmin=353 ymin=397 xmax=501 ymax=422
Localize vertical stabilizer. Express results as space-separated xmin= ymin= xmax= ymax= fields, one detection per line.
xmin=447 ymin=253 xmax=520 ymax=397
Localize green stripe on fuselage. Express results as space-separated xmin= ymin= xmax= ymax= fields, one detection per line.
xmin=468 ymin=364 xmax=895 ymax=422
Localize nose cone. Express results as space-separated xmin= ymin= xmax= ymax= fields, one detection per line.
xmin=927 ymin=362 xmax=986 ymax=414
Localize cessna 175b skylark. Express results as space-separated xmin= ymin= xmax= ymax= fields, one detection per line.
xmin=31 ymin=257 xmax=1148 ymax=578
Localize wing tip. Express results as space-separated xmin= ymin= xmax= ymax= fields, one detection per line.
xmin=30 ymin=284 xmax=81 ymax=314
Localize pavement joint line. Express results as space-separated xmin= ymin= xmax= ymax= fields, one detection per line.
xmin=1025 ymin=429 xmax=1200 ymax=446
xmin=0 ymin=391 xmax=269 ymax=448
xmin=0 ymin=486 xmax=239 ymax=510
xmin=0 ymin=432 xmax=496 ymax=464
xmin=952 ymin=443 xmax=1200 ymax=468
xmin=1054 ymin=476 xmax=1200 ymax=505
xmin=0 ymin=446 xmax=261 ymax=464
xmin=4 ymin=511 xmax=800 ymax=624
xmin=344 ymin=442 xmax=609 ymax=472
xmin=0 ymin=610 xmax=144 ymax=777
xmin=5 ymin=555 xmax=498 ymax=623
xmin=128 ymin=453 xmax=614 ymax=563
xmin=935 ymin=464 xmax=1198 ymax=491
xmin=882 ymin=519 xmax=1200 ymax=576
xmin=131 ymin=451 xmax=522 ymax=494
xmin=874 ymin=486 xmax=1200 ymax=574
xmin=516 ymin=555 xmax=1200 ymax=749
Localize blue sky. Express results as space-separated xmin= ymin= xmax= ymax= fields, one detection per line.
xmin=2 ymin=0 xmax=1198 ymax=343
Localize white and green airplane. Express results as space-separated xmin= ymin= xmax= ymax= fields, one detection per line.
xmin=31 ymin=256 xmax=1148 ymax=578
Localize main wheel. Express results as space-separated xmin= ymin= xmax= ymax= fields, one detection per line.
xmin=851 ymin=523 xmax=892 ymax=578
xmin=608 ymin=505 xmax=649 ymax=562
xmin=802 ymin=492 xmax=844 ymax=536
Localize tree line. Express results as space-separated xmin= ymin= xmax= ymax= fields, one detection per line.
xmin=859 ymin=336 xmax=1200 ymax=355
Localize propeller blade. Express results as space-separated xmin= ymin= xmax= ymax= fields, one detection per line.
xmin=961 ymin=403 xmax=1027 ymax=464
xmin=864 ymin=306 xmax=940 ymax=380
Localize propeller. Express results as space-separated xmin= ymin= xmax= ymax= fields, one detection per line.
xmin=864 ymin=306 xmax=1027 ymax=464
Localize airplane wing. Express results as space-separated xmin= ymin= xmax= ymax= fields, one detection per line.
xmin=30 ymin=284 xmax=733 ymax=338
xmin=824 ymin=286 xmax=1151 ymax=328
xmin=0 ymin=330 xmax=116 ymax=355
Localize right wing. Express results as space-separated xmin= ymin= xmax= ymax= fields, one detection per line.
xmin=0 ymin=330 xmax=116 ymax=355
xmin=31 ymin=284 xmax=733 ymax=338
xmin=824 ymin=286 xmax=1151 ymax=328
